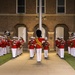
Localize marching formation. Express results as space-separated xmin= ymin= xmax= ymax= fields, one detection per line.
xmin=0 ymin=36 xmax=24 ymax=58
xmin=28 ymin=36 xmax=50 ymax=62
xmin=0 ymin=36 xmax=11 ymax=56
xmin=28 ymin=29 xmax=50 ymax=62
xmin=11 ymin=37 xmax=24 ymax=58
xmin=67 ymin=36 xmax=75 ymax=57
xmin=1 ymin=30 xmax=75 ymax=63
xmin=55 ymin=37 xmax=65 ymax=58
xmin=55 ymin=34 xmax=75 ymax=58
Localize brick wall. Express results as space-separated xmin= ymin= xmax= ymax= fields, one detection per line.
xmin=66 ymin=0 xmax=75 ymax=14
xmin=46 ymin=0 xmax=56 ymax=14
xmin=0 ymin=0 xmax=16 ymax=14
xmin=26 ymin=0 xmax=36 ymax=14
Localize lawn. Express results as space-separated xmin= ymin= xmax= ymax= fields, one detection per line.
xmin=0 ymin=53 xmax=12 ymax=65
xmin=64 ymin=52 xmax=75 ymax=70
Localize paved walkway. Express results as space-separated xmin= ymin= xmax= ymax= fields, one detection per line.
xmin=0 ymin=52 xmax=75 ymax=75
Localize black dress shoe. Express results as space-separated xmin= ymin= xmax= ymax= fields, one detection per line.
xmin=45 ymin=57 xmax=48 ymax=59
xmin=37 ymin=61 xmax=41 ymax=63
xmin=30 ymin=57 xmax=33 ymax=59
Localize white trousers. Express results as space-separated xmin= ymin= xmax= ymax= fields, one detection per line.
xmin=20 ymin=47 xmax=23 ymax=54
xmin=19 ymin=48 xmax=21 ymax=55
xmin=11 ymin=48 xmax=17 ymax=58
xmin=56 ymin=47 xmax=58 ymax=54
xmin=58 ymin=48 xmax=60 ymax=56
xmin=36 ymin=48 xmax=42 ymax=62
xmin=71 ymin=48 xmax=75 ymax=57
xmin=2 ymin=47 xmax=7 ymax=54
xmin=44 ymin=50 xmax=48 ymax=58
xmin=29 ymin=49 xmax=34 ymax=57
xmin=34 ymin=48 xmax=36 ymax=55
xmin=17 ymin=48 xmax=20 ymax=55
xmin=68 ymin=47 xmax=71 ymax=54
xmin=6 ymin=46 xmax=10 ymax=53
xmin=59 ymin=48 xmax=64 ymax=58
xmin=70 ymin=48 xmax=73 ymax=56
xmin=0 ymin=47 xmax=2 ymax=56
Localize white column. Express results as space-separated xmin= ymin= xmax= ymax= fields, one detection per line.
xmin=39 ymin=0 xmax=42 ymax=30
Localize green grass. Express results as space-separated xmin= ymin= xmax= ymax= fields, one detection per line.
xmin=64 ymin=52 xmax=75 ymax=70
xmin=0 ymin=53 xmax=12 ymax=65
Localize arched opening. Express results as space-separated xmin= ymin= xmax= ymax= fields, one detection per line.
xmin=18 ymin=27 xmax=26 ymax=42
xmin=42 ymin=27 xmax=46 ymax=38
xmin=56 ymin=27 xmax=64 ymax=39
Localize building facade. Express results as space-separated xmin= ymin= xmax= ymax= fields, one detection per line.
xmin=0 ymin=0 xmax=75 ymax=50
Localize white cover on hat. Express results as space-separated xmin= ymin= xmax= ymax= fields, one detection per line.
xmin=45 ymin=37 xmax=47 ymax=40
xmin=13 ymin=36 xmax=18 ymax=39
xmin=73 ymin=32 xmax=75 ymax=36
xmin=0 ymin=36 xmax=2 ymax=38
xmin=2 ymin=36 xmax=5 ymax=38
xmin=61 ymin=37 xmax=63 ymax=39
xmin=73 ymin=36 xmax=75 ymax=38
xmin=31 ymin=36 xmax=34 ymax=39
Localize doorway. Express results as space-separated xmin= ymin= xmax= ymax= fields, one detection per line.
xmin=56 ymin=27 xmax=64 ymax=39
xmin=18 ymin=27 xmax=26 ymax=42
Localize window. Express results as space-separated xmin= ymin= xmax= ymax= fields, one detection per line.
xmin=17 ymin=0 xmax=26 ymax=13
xmin=56 ymin=0 xmax=66 ymax=14
xmin=36 ymin=0 xmax=46 ymax=13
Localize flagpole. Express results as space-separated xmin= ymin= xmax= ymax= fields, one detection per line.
xmin=39 ymin=0 xmax=42 ymax=30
